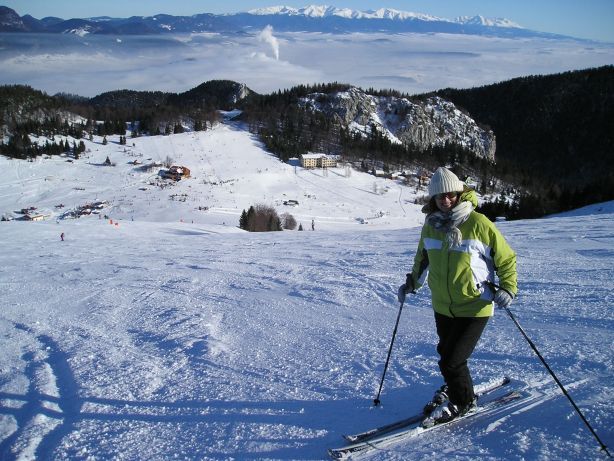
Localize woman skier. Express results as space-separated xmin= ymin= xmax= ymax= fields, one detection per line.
xmin=398 ymin=166 xmax=517 ymax=425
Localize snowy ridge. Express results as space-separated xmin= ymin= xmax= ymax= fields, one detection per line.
xmin=456 ymin=15 xmax=522 ymax=28
xmin=248 ymin=5 xmax=445 ymax=22
xmin=247 ymin=4 xmax=520 ymax=28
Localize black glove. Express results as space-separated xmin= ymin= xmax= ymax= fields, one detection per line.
xmin=494 ymin=288 xmax=514 ymax=308
xmin=397 ymin=274 xmax=415 ymax=304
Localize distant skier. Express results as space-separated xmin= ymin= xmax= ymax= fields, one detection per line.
xmin=60 ymin=232 xmax=64 ymax=241
xmin=397 ymin=167 xmax=517 ymax=425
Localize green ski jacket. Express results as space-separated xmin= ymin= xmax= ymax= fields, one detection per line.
xmin=411 ymin=190 xmax=517 ymax=318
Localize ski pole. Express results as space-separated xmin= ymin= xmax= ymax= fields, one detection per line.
xmin=373 ymin=299 xmax=405 ymax=406
xmin=486 ymin=282 xmax=611 ymax=457
xmin=502 ymin=304 xmax=611 ymax=457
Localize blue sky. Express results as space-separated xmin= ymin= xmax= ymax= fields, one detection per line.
xmin=3 ymin=0 xmax=614 ymax=42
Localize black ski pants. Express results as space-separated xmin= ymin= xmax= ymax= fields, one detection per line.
xmin=434 ymin=312 xmax=489 ymax=409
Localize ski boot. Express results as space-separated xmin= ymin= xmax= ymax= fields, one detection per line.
xmin=423 ymin=384 xmax=449 ymax=415
xmin=422 ymin=397 xmax=478 ymax=428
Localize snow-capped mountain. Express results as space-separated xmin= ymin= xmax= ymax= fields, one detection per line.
xmin=0 ymin=4 xmax=578 ymax=40
xmin=248 ymin=5 xmax=444 ymax=22
xmin=248 ymin=5 xmax=521 ymax=28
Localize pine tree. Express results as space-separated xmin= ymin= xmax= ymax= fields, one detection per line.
xmin=239 ymin=209 xmax=248 ymax=230
xmin=246 ymin=206 xmax=255 ymax=232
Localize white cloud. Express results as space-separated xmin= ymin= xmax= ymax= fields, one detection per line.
xmin=257 ymin=25 xmax=280 ymax=60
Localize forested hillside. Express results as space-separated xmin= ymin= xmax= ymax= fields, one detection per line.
xmin=1 ymin=66 xmax=612 ymax=219
xmin=437 ymin=65 xmax=614 ymax=215
xmin=239 ymin=83 xmax=490 ymax=173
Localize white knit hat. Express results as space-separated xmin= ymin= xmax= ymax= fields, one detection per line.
xmin=428 ymin=167 xmax=465 ymax=198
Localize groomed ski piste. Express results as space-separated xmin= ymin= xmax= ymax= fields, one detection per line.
xmin=0 ymin=122 xmax=612 ymax=460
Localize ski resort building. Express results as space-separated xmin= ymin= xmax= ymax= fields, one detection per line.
xmin=161 ymin=165 xmax=191 ymax=181
xmin=300 ymin=154 xmax=338 ymax=169
xmin=24 ymin=213 xmax=48 ymax=221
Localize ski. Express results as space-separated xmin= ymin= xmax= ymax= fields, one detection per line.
xmin=343 ymin=376 xmax=510 ymax=444
xmin=330 ymin=378 xmax=517 ymax=460
xmin=343 ymin=413 xmax=424 ymax=444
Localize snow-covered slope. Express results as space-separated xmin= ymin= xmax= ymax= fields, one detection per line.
xmin=0 ymin=124 xmax=612 ymax=460
xmin=0 ymin=121 xmax=425 ymax=230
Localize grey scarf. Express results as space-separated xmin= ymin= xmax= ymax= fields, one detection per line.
xmin=426 ymin=201 xmax=473 ymax=248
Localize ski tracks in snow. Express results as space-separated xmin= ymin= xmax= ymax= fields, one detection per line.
xmin=1 ymin=323 xmax=81 ymax=460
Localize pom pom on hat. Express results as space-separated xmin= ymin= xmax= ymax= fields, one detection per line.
xmin=428 ymin=167 xmax=465 ymax=198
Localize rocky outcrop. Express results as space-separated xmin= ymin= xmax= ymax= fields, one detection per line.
xmin=0 ymin=6 xmax=28 ymax=32
xmin=299 ymin=86 xmax=496 ymax=160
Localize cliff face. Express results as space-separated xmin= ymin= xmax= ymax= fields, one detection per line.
xmin=299 ymin=87 xmax=496 ymax=160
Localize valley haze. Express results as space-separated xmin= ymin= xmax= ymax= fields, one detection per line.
xmin=0 ymin=4 xmax=613 ymax=97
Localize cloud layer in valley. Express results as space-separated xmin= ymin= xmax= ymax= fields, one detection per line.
xmin=1 ymin=30 xmax=613 ymax=97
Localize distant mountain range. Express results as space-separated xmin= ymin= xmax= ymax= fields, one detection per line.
xmin=0 ymin=4 xmax=578 ymax=40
